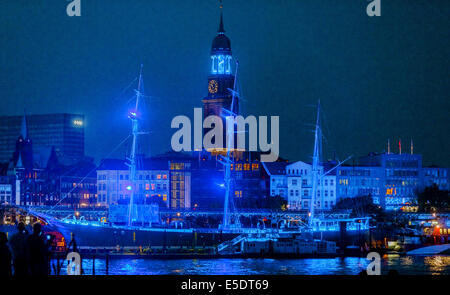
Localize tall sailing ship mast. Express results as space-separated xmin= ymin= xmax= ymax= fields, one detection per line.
xmin=308 ymin=100 xmax=352 ymax=229
xmin=309 ymin=101 xmax=322 ymax=227
xmin=220 ymin=60 xmax=240 ymax=230
xmin=127 ymin=64 xmax=144 ymax=227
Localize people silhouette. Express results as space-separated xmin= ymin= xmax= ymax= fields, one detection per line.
xmin=26 ymin=223 xmax=50 ymax=275
xmin=0 ymin=232 xmax=12 ymax=276
xmin=9 ymin=222 xmax=29 ymax=275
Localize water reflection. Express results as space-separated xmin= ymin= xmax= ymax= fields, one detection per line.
xmin=424 ymin=256 xmax=450 ymax=275
xmin=52 ymin=255 xmax=450 ymax=275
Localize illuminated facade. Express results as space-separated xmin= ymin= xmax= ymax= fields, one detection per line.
xmin=263 ymin=161 xmax=337 ymax=211
xmin=59 ymin=160 xmax=97 ymax=208
xmin=288 ymin=161 xmax=336 ymax=211
xmin=358 ymin=153 xmax=422 ymax=210
xmin=96 ymin=158 xmax=170 ymax=208
xmin=335 ymin=153 xmax=450 ymax=211
xmin=169 ymin=161 xmax=191 ymax=209
xmin=262 ymin=162 xmax=288 ymax=199
xmin=189 ymin=152 xmax=267 ymax=210
xmin=0 ymin=182 xmax=12 ymax=205
xmin=423 ymin=166 xmax=449 ymax=191
xmin=230 ymin=160 xmax=266 ymax=208
xmin=336 ymin=165 xmax=383 ymax=206
xmin=0 ymin=113 xmax=85 ymax=165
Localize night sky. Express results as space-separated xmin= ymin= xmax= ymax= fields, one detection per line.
xmin=1 ymin=0 xmax=449 ymax=166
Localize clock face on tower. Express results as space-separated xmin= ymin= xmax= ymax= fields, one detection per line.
xmin=208 ymin=80 xmax=218 ymax=94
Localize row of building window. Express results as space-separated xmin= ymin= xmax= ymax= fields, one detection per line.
xmin=287 ymin=169 xmax=308 ymax=175
xmin=289 ymin=179 xmax=334 ymax=186
xmin=288 ymin=200 xmax=335 ymax=209
xmin=284 ymin=189 xmax=334 ymax=197
xmin=97 ymin=182 xmax=168 ymax=191
xmin=98 ymin=174 xmax=168 ymax=180
xmin=230 ymin=163 xmax=259 ymax=171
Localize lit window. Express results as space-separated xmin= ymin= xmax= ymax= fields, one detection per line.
xmin=73 ymin=120 xmax=83 ymax=126
xmin=218 ymin=55 xmax=225 ymax=74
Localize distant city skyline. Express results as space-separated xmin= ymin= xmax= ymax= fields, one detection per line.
xmin=1 ymin=0 xmax=449 ymax=166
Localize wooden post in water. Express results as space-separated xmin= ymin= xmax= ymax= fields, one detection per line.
xmin=339 ymin=221 xmax=348 ymax=256
xmin=105 ymin=253 xmax=109 ymax=275
xmin=57 ymin=253 xmax=61 ymax=275
xmin=92 ymin=254 xmax=95 ymax=275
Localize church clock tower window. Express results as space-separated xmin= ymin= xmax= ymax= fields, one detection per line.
xmin=211 ymin=55 xmax=232 ymax=75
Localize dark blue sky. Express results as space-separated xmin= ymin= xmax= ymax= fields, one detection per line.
xmin=1 ymin=0 xmax=449 ymax=166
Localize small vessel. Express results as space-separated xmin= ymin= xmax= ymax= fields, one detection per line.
xmin=217 ymin=230 xmax=337 ymax=257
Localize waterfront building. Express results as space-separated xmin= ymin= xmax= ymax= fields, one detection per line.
xmin=190 ymin=153 xmax=224 ymax=209
xmin=262 ymin=161 xmax=288 ymax=199
xmin=0 ymin=180 xmax=12 ymax=205
xmin=169 ymin=159 xmax=192 ymax=210
xmin=335 ymin=152 xmax=450 ymax=211
xmin=190 ymin=152 xmax=267 ymax=210
xmin=286 ymin=161 xmax=310 ymax=210
xmin=286 ymin=161 xmax=336 ymax=211
xmin=358 ymin=152 xmax=422 ymax=211
xmin=423 ymin=166 xmax=449 ymax=191
xmin=262 ymin=161 xmax=337 ymax=211
xmin=336 ymin=165 xmax=383 ymax=206
xmin=96 ymin=157 xmax=170 ymax=208
xmin=0 ymin=113 xmax=85 ymax=165
xmin=151 ymin=152 xmax=193 ymax=210
xmin=59 ymin=159 xmax=97 ymax=208
xmin=230 ymin=157 xmax=266 ymax=209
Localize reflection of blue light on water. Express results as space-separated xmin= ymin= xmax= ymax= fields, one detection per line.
xmin=51 ymin=256 xmax=450 ymax=275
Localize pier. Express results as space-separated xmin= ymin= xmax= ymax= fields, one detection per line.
xmin=407 ymin=244 xmax=450 ymax=255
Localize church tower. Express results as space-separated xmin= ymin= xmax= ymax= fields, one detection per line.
xmin=12 ymin=112 xmax=33 ymax=172
xmin=202 ymin=4 xmax=238 ymax=126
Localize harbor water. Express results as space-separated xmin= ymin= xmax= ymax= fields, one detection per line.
xmin=53 ymin=255 xmax=450 ymax=275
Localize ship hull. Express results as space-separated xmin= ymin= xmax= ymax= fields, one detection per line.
xmin=47 ymin=222 xmax=237 ymax=247
xmin=44 ymin=221 xmax=370 ymax=247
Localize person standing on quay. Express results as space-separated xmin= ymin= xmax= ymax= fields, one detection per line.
xmin=9 ymin=222 xmax=29 ymax=275
xmin=0 ymin=232 xmax=12 ymax=276
xmin=27 ymin=223 xmax=50 ymax=275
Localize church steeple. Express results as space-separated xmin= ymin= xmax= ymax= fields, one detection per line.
xmin=218 ymin=4 xmax=225 ymax=34
xmin=202 ymin=1 xmax=237 ymax=142
xmin=20 ymin=110 xmax=29 ymax=140
xmin=210 ymin=2 xmax=232 ymax=75
xmin=12 ymin=110 xmax=33 ymax=171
